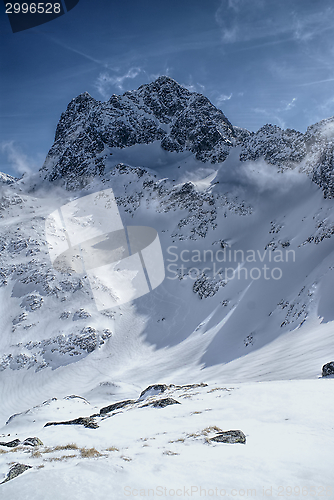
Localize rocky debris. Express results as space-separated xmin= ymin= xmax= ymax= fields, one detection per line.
xmin=41 ymin=383 xmax=202 ymax=431
xmin=22 ymin=437 xmax=43 ymax=447
xmin=140 ymin=397 xmax=181 ymax=408
xmin=193 ymin=272 xmax=226 ymax=299
xmin=138 ymin=383 xmax=208 ymax=400
xmin=44 ymin=416 xmax=98 ymax=429
xmin=73 ymin=308 xmax=91 ymax=321
xmin=20 ymin=294 xmax=43 ymax=312
xmin=0 ymin=328 xmax=113 ymax=372
xmin=322 ymin=361 xmax=334 ymax=377
xmin=209 ymin=430 xmax=246 ymax=444
xmin=99 ymin=399 xmax=136 ymax=415
xmin=0 ymin=463 xmax=32 ymax=485
xmin=175 ymin=383 xmax=208 ymax=390
xmin=139 ymin=384 xmax=168 ymax=400
xmin=302 ymin=220 xmax=334 ymax=245
xmin=0 ymin=438 xmax=20 ymax=448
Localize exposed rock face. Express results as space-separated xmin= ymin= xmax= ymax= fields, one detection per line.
xmin=22 ymin=437 xmax=43 ymax=446
xmin=303 ymin=117 xmax=334 ymax=198
xmin=37 ymin=75 xmax=334 ymax=197
xmin=139 ymin=384 xmax=168 ymax=400
xmin=210 ymin=430 xmax=246 ymax=444
xmin=0 ymin=172 xmax=16 ymax=185
xmin=99 ymin=400 xmax=136 ymax=415
xmin=0 ymin=463 xmax=32 ymax=485
xmin=239 ymin=124 xmax=307 ymax=168
xmin=45 ymin=416 xmax=99 ymax=429
xmin=140 ymin=397 xmax=181 ymax=408
xmin=0 ymin=328 xmax=112 ymax=372
xmin=322 ymin=361 xmax=334 ymax=377
xmin=40 ymin=76 xmax=236 ymax=188
xmin=0 ymin=438 xmax=20 ymax=447
xmin=0 ymin=437 xmax=43 ymax=448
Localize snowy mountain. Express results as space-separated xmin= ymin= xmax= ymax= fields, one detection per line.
xmin=1 ymin=77 xmax=334 ymax=497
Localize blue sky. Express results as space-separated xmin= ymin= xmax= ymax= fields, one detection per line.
xmin=2 ymin=0 xmax=334 ymax=176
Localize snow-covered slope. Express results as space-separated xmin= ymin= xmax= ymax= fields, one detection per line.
xmin=1 ymin=77 xmax=334 ymax=496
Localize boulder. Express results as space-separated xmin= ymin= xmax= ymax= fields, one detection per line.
xmin=0 ymin=439 xmax=20 ymax=448
xmin=141 ymin=397 xmax=181 ymax=408
xmin=99 ymin=399 xmax=136 ymax=415
xmin=1 ymin=463 xmax=32 ymax=484
xmin=322 ymin=361 xmax=334 ymax=377
xmin=23 ymin=437 xmax=43 ymax=447
xmin=210 ymin=430 xmax=246 ymax=444
xmin=45 ymin=416 xmax=98 ymax=429
xmin=139 ymin=384 xmax=168 ymax=400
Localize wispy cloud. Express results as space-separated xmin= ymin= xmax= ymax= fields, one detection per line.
xmin=240 ymin=158 xmax=306 ymax=193
xmin=95 ymin=68 xmax=143 ymax=99
xmin=298 ymin=78 xmax=334 ymax=87
xmin=283 ymin=97 xmax=297 ymax=111
xmin=215 ymin=0 xmax=285 ymax=44
xmin=291 ymin=7 xmax=334 ymax=43
xmin=181 ymin=77 xmax=206 ymax=94
xmin=1 ymin=142 xmax=39 ymax=176
xmin=45 ymin=35 xmax=108 ymax=67
xmin=215 ymin=0 xmax=334 ymax=47
xmin=252 ymin=106 xmax=290 ymax=130
xmin=216 ymin=93 xmax=232 ymax=106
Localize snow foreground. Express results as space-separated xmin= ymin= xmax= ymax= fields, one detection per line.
xmin=0 ymin=380 xmax=333 ymax=499
xmin=0 ymin=77 xmax=334 ymax=496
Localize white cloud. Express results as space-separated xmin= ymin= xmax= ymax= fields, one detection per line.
xmin=95 ymin=68 xmax=142 ymax=99
xmin=182 ymin=79 xmax=206 ymax=94
xmin=299 ymin=78 xmax=334 ymax=87
xmin=1 ymin=142 xmax=38 ymax=176
xmin=215 ymin=0 xmax=334 ymax=47
xmin=240 ymin=158 xmax=306 ymax=193
xmin=283 ymin=97 xmax=297 ymax=112
xmin=216 ymin=93 xmax=232 ymax=106
xmin=46 ymin=35 xmax=108 ymax=67
xmin=251 ymin=97 xmax=297 ymax=130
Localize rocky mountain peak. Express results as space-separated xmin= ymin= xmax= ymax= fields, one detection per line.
xmin=41 ymin=77 xmax=237 ymax=188
xmin=36 ymin=76 xmax=334 ymax=197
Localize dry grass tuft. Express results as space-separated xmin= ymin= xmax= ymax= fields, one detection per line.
xmin=106 ymin=446 xmax=119 ymax=452
xmin=187 ymin=426 xmax=222 ymax=439
xmin=31 ymin=449 xmax=42 ymax=458
xmin=54 ymin=443 xmax=78 ymax=451
xmin=186 ymin=432 xmax=201 ymax=438
xmin=80 ymin=447 xmax=103 ymax=458
xmin=202 ymin=426 xmax=222 ymax=435
xmin=40 ymin=447 xmax=54 ymax=454
xmin=44 ymin=454 xmax=77 ymax=462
